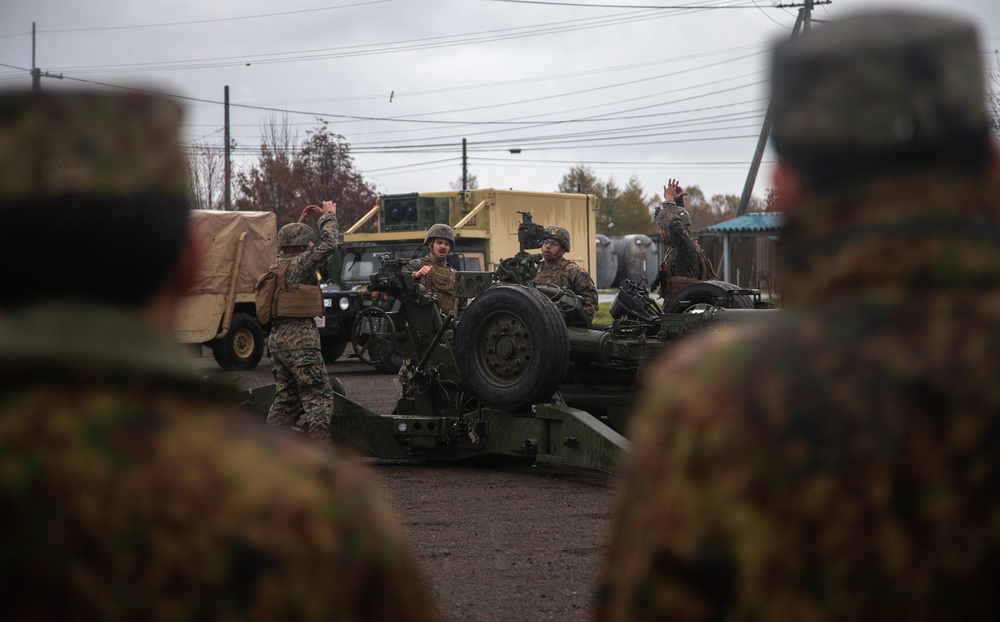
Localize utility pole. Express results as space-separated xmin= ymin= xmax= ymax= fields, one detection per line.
xmin=735 ymin=5 xmax=808 ymax=218
xmin=31 ymin=22 xmax=41 ymax=93
xmin=224 ymin=86 xmax=232 ymax=211
xmin=28 ymin=22 xmax=63 ymax=93
xmin=461 ymin=138 xmax=468 ymax=192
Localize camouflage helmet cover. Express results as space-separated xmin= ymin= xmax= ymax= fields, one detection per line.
xmin=424 ymin=223 xmax=455 ymax=246
xmin=655 ymin=201 xmax=692 ymax=229
xmin=770 ymin=11 xmax=987 ymax=155
xmin=544 ymin=226 xmax=571 ymax=252
xmin=0 ymin=90 xmax=188 ymax=198
xmin=277 ymin=222 xmax=315 ymax=248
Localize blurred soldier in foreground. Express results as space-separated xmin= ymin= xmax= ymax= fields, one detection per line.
xmin=533 ymin=225 xmax=599 ymax=320
xmin=264 ymin=201 xmax=339 ymax=442
xmin=598 ymin=10 xmax=1000 ymax=621
xmin=0 ymin=90 xmax=438 ymax=622
xmin=650 ymin=178 xmax=716 ymax=300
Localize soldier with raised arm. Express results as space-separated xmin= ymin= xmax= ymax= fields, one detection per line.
xmin=650 ymin=178 xmax=716 ymax=300
xmin=264 ymin=200 xmax=340 ymax=442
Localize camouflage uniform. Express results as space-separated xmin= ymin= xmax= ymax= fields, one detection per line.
xmin=266 ymin=212 xmax=340 ymax=442
xmin=533 ymin=257 xmax=599 ymax=320
xmin=598 ymin=12 xmax=1000 ymax=622
xmin=406 ymin=254 xmax=465 ymax=317
xmin=0 ymin=305 xmax=439 ymax=621
xmin=652 ymin=200 xmax=716 ymax=300
xmin=0 ymin=90 xmax=438 ymax=622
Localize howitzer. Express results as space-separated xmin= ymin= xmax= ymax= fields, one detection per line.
xmin=242 ymin=216 xmax=776 ymax=474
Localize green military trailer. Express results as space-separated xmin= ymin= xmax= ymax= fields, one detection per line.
xmin=245 ymin=213 xmax=775 ymax=474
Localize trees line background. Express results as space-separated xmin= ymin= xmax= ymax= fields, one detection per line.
xmin=185 ymin=114 xmax=774 ymax=236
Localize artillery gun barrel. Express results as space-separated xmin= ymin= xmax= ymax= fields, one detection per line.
xmin=566 ymin=305 xmax=777 ymax=365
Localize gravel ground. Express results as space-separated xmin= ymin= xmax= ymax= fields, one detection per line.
xmin=201 ymin=350 xmax=621 ymax=622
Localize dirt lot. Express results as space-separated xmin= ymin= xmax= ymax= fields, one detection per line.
xmin=200 ymin=350 xmax=620 ymax=622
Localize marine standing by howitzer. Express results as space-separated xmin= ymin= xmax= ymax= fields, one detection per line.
xmin=399 ymin=223 xmax=465 ymax=395
xmin=407 ymin=223 xmax=465 ymax=318
xmin=261 ymin=201 xmax=340 ymax=443
xmin=532 ymin=225 xmax=599 ymax=321
xmin=650 ymin=178 xmax=716 ymax=301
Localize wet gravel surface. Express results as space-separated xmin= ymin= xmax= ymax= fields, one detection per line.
xmin=199 ymin=349 xmax=620 ymax=621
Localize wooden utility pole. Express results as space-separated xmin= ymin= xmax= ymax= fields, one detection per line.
xmin=27 ymin=22 xmax=63 ymax=93
xmin=734 ymin=4 xmax=810 ymax=217
xmin=31 ymin=23 xmax=41 ymax=93
xmin=224 ymin=86 xmax=232 ymax=210
xmin=462 ymin=138 xmax=468 ymax=192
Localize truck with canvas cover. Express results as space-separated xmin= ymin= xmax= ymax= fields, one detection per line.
xmin=174 ymin=210 xmax=276 ymax=371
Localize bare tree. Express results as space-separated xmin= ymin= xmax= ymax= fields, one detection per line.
xmin=989 ymin=51 xmax=999 ymax=138
xmin=186 ymin=142 xmax=227 ymax=210
xmin=234 ymin=114 xmax=299 ymax=219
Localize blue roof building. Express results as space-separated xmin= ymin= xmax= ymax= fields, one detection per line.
xmin=704 ymin=212 xmax=784 ymax=286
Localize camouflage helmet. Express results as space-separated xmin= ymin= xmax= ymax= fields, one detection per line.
xmin=544 ymin=226 xmax=571 ymax=252
xmin=277 ymin=222 xmax=315 ymax=248
xmin=424 ymin=223 xmax=455 ymax=246
xmin=770 ymin=11 xmax=987 ymax=157
xmin=655 ymin=201 xmax=692 ymax=229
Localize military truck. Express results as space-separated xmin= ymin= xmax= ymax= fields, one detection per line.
xmin=175 ymin=210 xmax=276 ymax=371
xmin=318 ymin=189 xmax=599 ymax=369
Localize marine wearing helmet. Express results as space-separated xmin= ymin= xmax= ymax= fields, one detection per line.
xmin=654 ymin=202 xmax=692 ymax=230
xmin=277 ymin=222 xmax=316 ymax=250
xmin=544 ymin=226 xmax=571 ymax=252
xmin=424 ymin=223 xmax=455 ymax=247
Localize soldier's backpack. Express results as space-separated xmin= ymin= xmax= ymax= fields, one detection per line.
xmin=254 ymin=258 xmax=324 ymax=325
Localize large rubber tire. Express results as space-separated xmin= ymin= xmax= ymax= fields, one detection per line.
xmin=320 ymin=337 xmax=347 ymax=363
xmin=663 ymin=280 xmax=756 ymax=314
xmin=455 ymin=285 xmax=570 ymax=412
xmin=211 ymin=313 xmax=264 ymax=371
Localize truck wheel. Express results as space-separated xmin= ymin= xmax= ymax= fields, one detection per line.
xmin=455 ymin=285 xmax=570 ymax=412
xmin=663 ymin=280 xmax=755 ymax=314
xmin=211 ymin=313 xmax=264 ymax=371
xmin=320 ymin=337 xmax=347 ymax=363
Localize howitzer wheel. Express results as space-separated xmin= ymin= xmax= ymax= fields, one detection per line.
xmin=351 ymin=307 xmax=397 ymax=367
xmin=455 ymin=285 xmax=570 ymax=412
xmin=663 ymin=279 xmax=756 ymax=314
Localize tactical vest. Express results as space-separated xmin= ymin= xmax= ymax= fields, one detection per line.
xmin=255 ymin=258 xmax=323 ymax=324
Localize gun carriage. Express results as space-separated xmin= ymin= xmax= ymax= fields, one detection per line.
xmin=244 ymin=213 xmax=775 ymax=473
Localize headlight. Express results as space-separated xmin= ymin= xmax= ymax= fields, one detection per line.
xmin=338 ymin=297 xmax=350 ymax=311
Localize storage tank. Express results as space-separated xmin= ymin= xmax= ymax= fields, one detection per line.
xmin=613 ymin=234 xmax=657 ymax=287
xmin=595 ymin=233 xmax=619 ymax=289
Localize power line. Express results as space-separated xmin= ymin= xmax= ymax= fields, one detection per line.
xmin=21 ymin=0 xmax=396 ymax=34
xmin=485 ymin=0 xmax=782 ymax=7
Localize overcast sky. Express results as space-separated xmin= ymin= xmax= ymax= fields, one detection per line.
xmin=2 ymin=0 xmax=998 ymax=203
